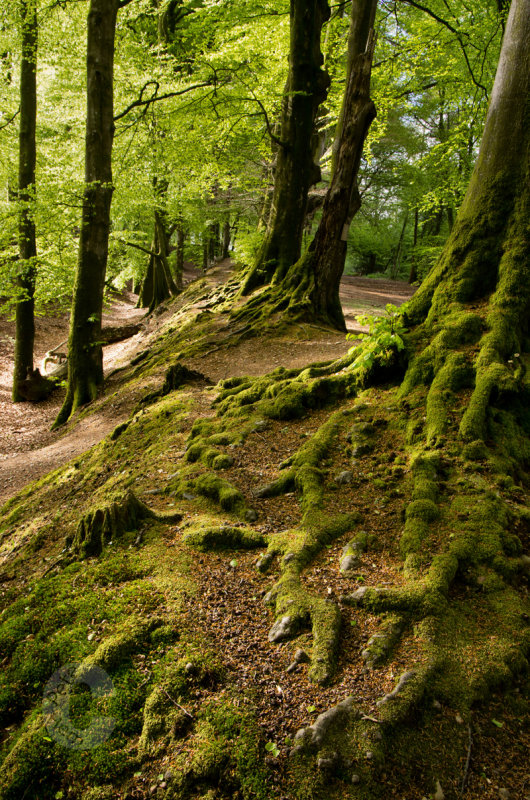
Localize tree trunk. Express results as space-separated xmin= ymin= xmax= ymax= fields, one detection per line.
xmin=408 ymin=206 xmax=419 ymax=283
xmin=138 ymin=178 xmax=179 ymax=312
xmin=222 ymin=218 xmax=231 ymax=259
xmin=54 ymin=0 xmax=119 ymax=428
xmin=331 ymin=0 xmax=377 ymax=176
xmin=241 ymin=0 xmax=331 ymax=295
xmin=390 ymin=209 xmax=409 ymax=279
xmin=13 ymin=0 xmax=37 ymax=403
xmin=403 ymin=0 xmax=530 ymax=446
xmin=175 ymin=221 xmax=185 ymax=288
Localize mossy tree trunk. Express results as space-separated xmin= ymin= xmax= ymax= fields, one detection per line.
xmin=241 ymin=0 xmax=331 ymax=295
xmin=403 ymin=0 xmax=530 ymax=448
xmin=138 ymin=178 xmax=179 ymax=312
xmin=13 ymin=0 xmax=37 ymax=403
xmin=54 ymin=0 xmax=121 ymax=428
xmin=236 ymin=0 xmax=377 ymax=331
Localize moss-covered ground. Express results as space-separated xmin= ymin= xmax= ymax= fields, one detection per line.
xmin=0 ymin=267 xmax=528 ymax=800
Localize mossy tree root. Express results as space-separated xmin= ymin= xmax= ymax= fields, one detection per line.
xmin=67 ymin=491 xmax=181 ymax=559
xmin=255 ymin=412 xmax=361 ymax=683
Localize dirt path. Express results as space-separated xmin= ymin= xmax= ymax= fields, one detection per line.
xmin=0 ymin=267 xmax=414 ymax=505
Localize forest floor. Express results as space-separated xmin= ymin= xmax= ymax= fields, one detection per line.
xmin=0 ymin=262 xmax=527 ymax=800
xmin=0 ymin=262 xmax=414 ymax=504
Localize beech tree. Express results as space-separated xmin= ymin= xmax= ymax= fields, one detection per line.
xmin=237 ymin=0 xmax=378 ymax=329
xmin=54 ymin=0 xmax=130 ymax=427
xmin=12 ymin=0 xmax=37 ymax=402
xmin=241 ymin=0 xmax=331 ymax=295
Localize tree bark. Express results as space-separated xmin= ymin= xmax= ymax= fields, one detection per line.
xmin=54 ymin=0 xmax=119 ymax=427
xmin=403 ymin=0 xmax=529 ymax=447
xmin=138 ymin=178 xmax=178 ymax=312
xmin=284 ymin=0 xmax=378 ymax=330
xmin=13 ymin=0 xmax=37 ymax=403
xmin=241 ymin=0 xmax=331 ymax=294
xmin=331 ymin=0 xmax=377 ymax=176
xmin=408 ymin=206 xmax=419 ymax=283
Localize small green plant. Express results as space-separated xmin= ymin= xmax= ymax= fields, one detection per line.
xmin=265 ymin=741 xmax=280 ymax=757
xmin=347 ymin=303 xmax=407 ymax=378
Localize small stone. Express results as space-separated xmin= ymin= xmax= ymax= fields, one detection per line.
xmin=184 ymin=662 xmax=194 ymax=673
xmin=455 ymin=713 xmax=464 ymax=724
xmin=286 ymin=662 xmax=299 ymax=674
xmin=340 ymin=554 xmax=359 ymax=575
xmin=336 ymin=470 xmax=353 ymax=485
xmin=351 ymin=774 xmax=361 ymax=785
xmin=245 ymin=508 xmax=258 ymax=523
xmin=294 ymin=648 xmax=310 ymax=664
xmin=434 ymin=780 xmax=445 ymax=800
xmin=253 ymin=420 xmax=268 ymax=432
xmin=182 ymin=492 xmax=196 ymax=501
xmin=365 ymin=751 xmax=373 ymax=760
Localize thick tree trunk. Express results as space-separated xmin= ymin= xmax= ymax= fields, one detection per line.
xmin=331 ymin=0 xmax=377 ymax=176
xmin=241 ymin=0 xmax=331 ymax=294
xmin=54 ymin=0 xmax=119 ymax=427
xmin=13 ymin=0 xmax=37 ymax=403
xmin=402 ymin=0 xmax=530 ymax=449
xmin=284 ymin=0 xmax=378 ymax=330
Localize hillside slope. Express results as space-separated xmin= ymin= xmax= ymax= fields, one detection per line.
xmin=0 ymin=269 xmax=528 ymax=800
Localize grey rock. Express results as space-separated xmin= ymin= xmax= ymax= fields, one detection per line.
xmin=336 ymin=470 xmax=353 ymax=485
xmin=351 ymin=774 xmax=361 ymax=785
xmin=268 ymin=615 xmax=298 ymax=642
xmin=245 ymin=508 xmax=258 ymax=523
xmin=342 ymin=587 xmax=369 ymax=604
xmin=253 ymin=420 xmax=268 ymax=432
xmin=286 ymin=662 xmax=299 ymax=674
xmin=182 ymin=492 xmax=196 ymax=501
xmin=340 ymin=554 xmax=359 ymax=574
xmin=256 ymin=552 xmax=274 ymax=573
xmin=294 ymin=648 xmax=310 ymax=664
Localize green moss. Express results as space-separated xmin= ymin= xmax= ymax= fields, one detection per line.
xmin=82 ymin=617 xmax=162 ymax=672
xmin=182 ymin=524 xmax=265 ymax=551
xmin=405 ymin=499 xmax=439 ymax=523
xmin=193 ymin=472 xmax=246 ymax=513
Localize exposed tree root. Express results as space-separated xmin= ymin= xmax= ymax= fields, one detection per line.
xmin=67 ymin=490 xmax=181 ymax=558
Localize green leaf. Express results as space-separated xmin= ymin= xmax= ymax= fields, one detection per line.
xmin=307 ymin=705 xmax=316 ymax=713
xmin=491 ymin=719 xmax=504 ymax=728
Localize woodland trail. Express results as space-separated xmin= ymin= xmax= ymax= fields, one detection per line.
xmin=0 ymin=264 xmax=414 ymax=505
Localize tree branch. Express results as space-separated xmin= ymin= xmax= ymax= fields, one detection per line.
xmin=116 ymin=238 xmax=153 ymax=256
xmin=114 ymin=80 xmax=214 ymax=121
xmin=398 ymin=0 xmax=490 ymax=98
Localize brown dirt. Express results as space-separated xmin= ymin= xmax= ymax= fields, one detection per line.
xmin=0 ymin=265 xmax=414 ymax=505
